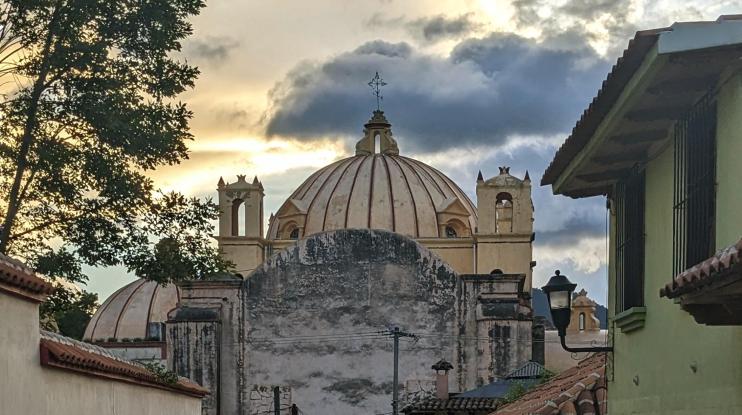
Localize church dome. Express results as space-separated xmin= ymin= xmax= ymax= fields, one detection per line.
xmin=83 ymin=279 xmax=179 ymax=342
xmin=267 ymin=111 xmax=477 ymax=240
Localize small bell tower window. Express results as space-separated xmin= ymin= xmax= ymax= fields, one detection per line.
xmin=445 ymin=226 xmax=457 ymax=238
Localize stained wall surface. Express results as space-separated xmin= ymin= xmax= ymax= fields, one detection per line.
xmin=242 ymin=229 xmax=459 ymax=415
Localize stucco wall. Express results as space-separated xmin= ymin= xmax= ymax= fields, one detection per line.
xmin=243 ymin=229 xmax=458 ymax=415
xmin=607 ymin=76 xmax=742 ymax=414
xmin=544 ymin=330 xmax=608 ymax=373
xmin=0 ymin=294 xmax=202 ymax=415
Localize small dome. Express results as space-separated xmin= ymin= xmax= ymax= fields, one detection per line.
xmin=267 ymin=154 xmax=478 ymax=239
xmin=83 ymin=279 xmax=179 ymax=342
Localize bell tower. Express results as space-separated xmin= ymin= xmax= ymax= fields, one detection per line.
xmin=475 ymin=167 xmax=534 ymax=290
xmin=216 ymin=175 xmax=265 ymax=276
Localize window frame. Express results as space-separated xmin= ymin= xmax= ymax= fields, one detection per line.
xmin=673 ymin=91 xmax=717 ymax=278
xmin=614 ymin=168 xmax=646 ymax=313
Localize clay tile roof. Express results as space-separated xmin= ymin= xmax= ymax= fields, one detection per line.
xmin=0 ymin=253 xmax=54 ymax=302
xmin=492 ymin=353 xmax=607 ymax=415
xmin=39 ymin=330 xmax=208 ymax=398
xmin=541 ymin=28 xmax=668 ymax=187
xmin=506 ymin=361 xmax=546 ymax=379
xmin=404 ymin=397 xmax=500 ymax=412
xmin=660 ymin=238 xmax=742 ymax=298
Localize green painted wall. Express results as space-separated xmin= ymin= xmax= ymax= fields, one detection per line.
xmin=607 ymin=72 xmax=742 ymax=414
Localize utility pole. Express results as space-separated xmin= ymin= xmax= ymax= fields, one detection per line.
xmin=380 ymin=327 xmax=417 ymax=415
xmin=273 ymin=386 xmax=280 ymax=415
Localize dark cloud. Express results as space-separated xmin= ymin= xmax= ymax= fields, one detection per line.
xmin=510 ymin=0 xmax=638 ymax=57
xmin=409 ymin=14 xmax=480 ymax=43
xmin=366 ymin=13 xmax=480 ymax=44
xmin=264 ymin=36 xmax=609 ymax=153
xmin=186 ymin=36 xmax=240 ymax=63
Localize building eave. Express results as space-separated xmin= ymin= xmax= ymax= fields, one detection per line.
xmin=544 ymin=16 xmax=742 ymax=198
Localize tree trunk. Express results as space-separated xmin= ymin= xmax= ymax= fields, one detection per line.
xmin=0 ymin=3 xmax=61 ymax=254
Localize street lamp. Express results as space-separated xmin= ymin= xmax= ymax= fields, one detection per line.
xmin=542 ymin=270 xmax=613 ymax=353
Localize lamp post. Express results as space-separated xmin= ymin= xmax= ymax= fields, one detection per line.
xmin=542 ymin=270 xmax=613 ymax=353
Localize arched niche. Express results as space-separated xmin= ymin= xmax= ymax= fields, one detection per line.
xmin=231 ymin=198 xmax=246 ymax=236
xmin=495 ymin=192 xmax=513 ymax=233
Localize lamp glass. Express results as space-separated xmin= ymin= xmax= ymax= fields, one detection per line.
xmin=549 ymin=291 xmax=571 ymax=310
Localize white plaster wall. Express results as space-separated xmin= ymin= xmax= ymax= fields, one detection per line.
xmin=0 ymin=294 xmax=202 ymax=415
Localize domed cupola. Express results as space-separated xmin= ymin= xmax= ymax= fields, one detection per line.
xmin=266 ymin=111 xmax=478 ymax=241
xmin=83 ymin=279 xmax=179 ymax=342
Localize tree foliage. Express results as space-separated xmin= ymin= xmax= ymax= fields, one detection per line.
xmin=39 ymin=286 xmax=98 ymax=340
xmin=0 ymin=0 xmax=230 ymax=307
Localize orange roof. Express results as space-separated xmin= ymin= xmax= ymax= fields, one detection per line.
xmin=0 ymin=253 xmax=54 ymax=302
xmin=492 ymin=354 xmax=607 ymax=415
xmin=661 ymin=238 xmax=742 ymax=298
xmin=39 ymin=331 xmax=208 ymax=398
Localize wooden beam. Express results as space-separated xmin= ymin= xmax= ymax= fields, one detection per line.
xmin=576 ymin=168 xmax=631 ymax=183
xmin=609 ymin=129 xmax=668 ymax=145
xmin=625 ymin=106 xmax=688 ymax=122
xmin=562 ymin=185 xmax=610 ymax=198
xmin=646 ymin=76 xmax=717 ymax=95
xmin=591 ymin=149 xmax=647 ymax=165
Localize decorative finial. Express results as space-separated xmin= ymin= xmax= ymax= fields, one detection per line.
xmin=498 ymin=166 xmax=510 ymax=175
xmin=477 ymin=170 xmax=484 ymax=182
xmin=555 ymin=270 xmax=561 ymax=276
xmin=524 ymin=170 xmax=530 ymax=182
xmin=218 ymin=176 xmax=225 ymax=188
xmin=236 ymin=174 xmax=247 ymax=182
xmin=252 ymin=175 xmax=259 ymax=185
xmin=368 ymin=71 xmax=387 ymax=111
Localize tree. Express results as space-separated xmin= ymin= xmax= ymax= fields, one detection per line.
xmin=0 ymin=0 xmax=230 ymax=314
xmin=39 ymin=287 xmax=98 ymax=340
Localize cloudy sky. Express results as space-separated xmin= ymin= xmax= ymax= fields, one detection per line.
xmin=85 ymin=0 xmax=741 ymax=305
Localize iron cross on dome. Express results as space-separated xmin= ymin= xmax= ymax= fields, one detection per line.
xmin=368 ymin=72 xmax=387 ymax=111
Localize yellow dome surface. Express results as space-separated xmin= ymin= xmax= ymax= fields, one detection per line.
xmin=83 ymin=279 xmax=179 ymax=342
xmin=267 ymin=154 xmax=478 ymax=240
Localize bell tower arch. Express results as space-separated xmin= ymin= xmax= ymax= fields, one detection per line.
xmin=475 ymin=167 xmax=535 ymax=290
xmin=216 ymin=175 xmax=265 ymax=276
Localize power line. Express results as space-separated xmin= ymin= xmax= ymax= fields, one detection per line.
xmin=243 ymin=330 xmax=607 ymax=346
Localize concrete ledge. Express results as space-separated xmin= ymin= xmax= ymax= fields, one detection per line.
xmin=614 ymin=307 xmax=647 ymax=333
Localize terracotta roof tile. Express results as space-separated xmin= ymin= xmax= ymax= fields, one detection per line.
xmin=403 ymin=397 xmax=500 ymax=412
xmin=0 ymin=253 xmax=54 ymax=302
xmin=39 ymin=330 xmax=208 ymax=398
xmin=660 ymin=238 xmax=742 ymax=298
xmin=492 ymin=354 xmax=607 ymax=415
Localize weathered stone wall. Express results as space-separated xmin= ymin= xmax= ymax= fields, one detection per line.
xmin=243 ymin=229 xmax=458 ymax=415
xmin=457 ymin=274 xmax=533 ymax=389
xmin=170 ymin=279 xmax=248 ymax=415
xmin=168 ymin=311 xmax=221 ymax=415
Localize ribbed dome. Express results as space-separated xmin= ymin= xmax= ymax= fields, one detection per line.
xmin=83 ymin=279 xmax=179 ymax=342
xmin=267 ymin=154 xmax=478 ymax=240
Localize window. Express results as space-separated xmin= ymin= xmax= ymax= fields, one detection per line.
xmin=673 ymin=92 xmax=717 ymax=277
xmin=615 ymin=169 xmax=645 ymax=312
xmin=445 ymin=225 xmax=457 ymax=238
xmin=579 ymin=313 xmax=585 ymax=331
xmin=289 ymin=228 xmax=300 ymax=240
